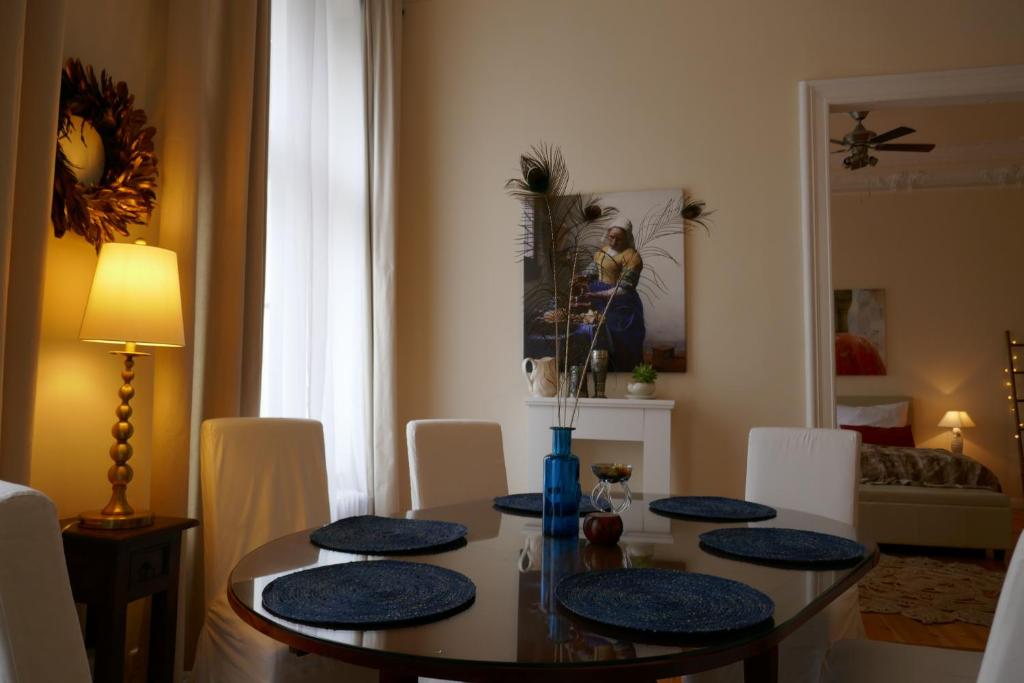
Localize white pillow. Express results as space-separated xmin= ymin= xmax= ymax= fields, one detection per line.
xmin=837 ymin=401 xmax=909 ymax=428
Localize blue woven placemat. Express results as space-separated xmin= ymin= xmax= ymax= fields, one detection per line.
xmin=556 ymin=568 xmax=774 ymax=636
xmin=493 ymin=493 xmax=601 ymax=517
xmin=649 ymin=496 xmax=777 ymax=522
xmin=310 ymin=515 xmax=468 ymax=555
xmin=699 ymin=527 xmax=866 ymax=567
xmin=262 ymin=560 xmax=476 ymax=629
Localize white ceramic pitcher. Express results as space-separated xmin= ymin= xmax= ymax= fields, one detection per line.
xmin=522 ymin=357 xmax=558 ymax=397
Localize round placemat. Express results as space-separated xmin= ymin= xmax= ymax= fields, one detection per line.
xmin=262 ymin=560 xmax=476 ymax=629
xmin=310 ymin=515 xmax=468 ymax=555
xmin=649 ymin=496 xmax=777 ymax=522
xmin=700 ymin=527 xmax=866 ymax=567
xmin=493 ymin=493 xmax=601 ymax=517
xmin=556 ymin=568 xmax=774 ymax=636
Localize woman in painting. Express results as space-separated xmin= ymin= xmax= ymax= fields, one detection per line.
xmin=584 ymin=222 xmax=646 ymax=370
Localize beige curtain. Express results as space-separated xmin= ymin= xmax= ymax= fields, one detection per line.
xmin=0 ymin=0 xmax=67 ymax=484
xmin=365 ymin=0 xmax=403 ymax=515
xmin=154 ymin=0 xmax=269 ymax=672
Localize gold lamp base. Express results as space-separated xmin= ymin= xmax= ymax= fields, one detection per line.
xmin=79 ymin=509 xmax=154 ymax=530
xmin=80 ymin=344 xmax=154 ymax=532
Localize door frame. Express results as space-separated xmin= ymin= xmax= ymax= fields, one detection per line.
xmin=799 ymin=64 xmax=1024 ymax=427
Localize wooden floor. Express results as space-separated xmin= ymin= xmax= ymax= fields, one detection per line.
xmin=861 ymin=510 xmax=1023 ymax=652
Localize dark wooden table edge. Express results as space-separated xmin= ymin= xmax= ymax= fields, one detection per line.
xmin=227 ymin=543 xmax=878 ymax=682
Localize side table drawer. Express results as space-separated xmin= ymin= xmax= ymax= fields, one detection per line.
xmin=129 ymin=543 xmax=170 ymax=595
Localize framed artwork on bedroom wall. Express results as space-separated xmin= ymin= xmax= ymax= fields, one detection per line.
xmin=834 ymin=288 xmax=886 ymax=375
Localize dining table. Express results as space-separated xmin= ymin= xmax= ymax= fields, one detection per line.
xmin=227 ymin=493 xmax=878 ymax=683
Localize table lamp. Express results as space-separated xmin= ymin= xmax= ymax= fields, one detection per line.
xmin=937 ymin=410 xmax=975 ymax=455
xmin=78 ymin=240 xmax=185 ymax=529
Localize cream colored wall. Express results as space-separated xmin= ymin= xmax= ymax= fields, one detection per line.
xmin=832 ymin=187 xmax=1024 ymax=499
xmin=30 ymin=0 xmax=168 ymax=521
xmin=396 ymin=0 xmax=1024 ymax=503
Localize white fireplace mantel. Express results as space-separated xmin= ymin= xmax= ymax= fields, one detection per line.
xmin=523 ymin=397 xmax=675 ymax=495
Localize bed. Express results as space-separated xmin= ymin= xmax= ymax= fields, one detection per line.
xmin=838 ymin=395 xmax=1013 ymax=554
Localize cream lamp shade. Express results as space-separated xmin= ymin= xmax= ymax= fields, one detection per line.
xmin=80 ymin=241 xmax=185 ymax=347
xmin=938 ymin=410 xmax=974 ymax=455
xmin=937 ymin=410 xmax=976 ymax=429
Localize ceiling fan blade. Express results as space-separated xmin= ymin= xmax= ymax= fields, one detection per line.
xmin=831 ymin=149 xmax=849 ymax=154
xmin=873 ymin=143 xmax=936 ymax=152
xmin=868 ymin=126 xmax=915 ymax=144
xmin=830 ymin=138 xmax=848 ymax=146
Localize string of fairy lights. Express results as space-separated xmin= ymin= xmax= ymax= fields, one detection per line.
xmin=1005 ymin=333 xmax=1023 ymax=445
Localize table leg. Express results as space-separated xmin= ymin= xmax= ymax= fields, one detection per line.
xmin=148 ymin=590 xmax=175 ymax=683
xmin=379 ymin=672 xmax=417 ymax=683
xmin=744 ymin=645 xmax=778 ymax=683
xmin=90 ymin=602 xmax=128 ymax=683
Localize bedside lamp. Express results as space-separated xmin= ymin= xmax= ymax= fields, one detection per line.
xmin=937 ymin=410 xmax=975 ymax=455
xmin=78 ymin=240 xmax=185 ymax=529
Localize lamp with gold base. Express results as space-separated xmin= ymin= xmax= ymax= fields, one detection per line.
xmin=78 ymin=240 xmax=185 ymax=529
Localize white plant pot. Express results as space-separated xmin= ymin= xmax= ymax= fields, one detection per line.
xmin=626 ymin=382 xmax=656 ymax=399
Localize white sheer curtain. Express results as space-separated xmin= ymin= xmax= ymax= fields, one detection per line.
xmin=261 ymin=0 xmax=371 ymax=518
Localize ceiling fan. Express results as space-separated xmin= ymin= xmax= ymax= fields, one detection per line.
xmin=831 ymin=111 xmax=936 ymax=170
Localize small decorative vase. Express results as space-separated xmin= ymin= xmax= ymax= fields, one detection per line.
xmin=591 ymin=350 xmax=609 ymax=398
xmin=569 ymin=364 xmax=589 ymax=398
xmin=543 ymin=427 xmax=581 ymax=537
xmin=626 ymin=381 xmax=656 ymax=399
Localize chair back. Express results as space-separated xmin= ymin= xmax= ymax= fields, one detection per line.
xmin=745 ymin=427 xmax=860 ymax=526
xmin=0 ymin=481 xmax=90 ymax=683
xmin=200 ymin=418 xmax=330 ymax=608
xmin=406 ymin=419 xmax=508 ymax=509
xmin=978 ymin=533 xmax=1024 ymax=682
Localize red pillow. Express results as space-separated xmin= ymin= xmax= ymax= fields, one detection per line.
xmin=840 ymin=424 xmax=915 ymax=448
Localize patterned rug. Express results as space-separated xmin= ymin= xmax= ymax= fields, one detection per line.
xmin=859 ymin=554 xmax=1004 ymax=626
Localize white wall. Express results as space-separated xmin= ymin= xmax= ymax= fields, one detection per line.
xmin=833 ymin=187 xmax=1024 ymax=499
xmin=396 ymin=0 xmax=1024 ymax=503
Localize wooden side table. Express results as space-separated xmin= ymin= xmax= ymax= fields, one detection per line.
xmin=60 ymin=516 xmax=198 ymax=683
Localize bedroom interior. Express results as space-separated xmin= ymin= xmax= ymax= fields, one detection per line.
xmin=826 ymin=99 xmax=1024 ymax=648
xmin=2 ymin=1 xmax=1024 ymax=682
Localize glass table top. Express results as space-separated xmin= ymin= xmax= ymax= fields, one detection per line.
xmin=228 ymin=494 xmax=877 ymax=673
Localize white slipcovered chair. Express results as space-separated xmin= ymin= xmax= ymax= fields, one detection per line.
xmin=825 ymin=531 xmax=1024 ymax=682
xmin=191 ymin=417 xmax=375 ymax=683
xmin=748 ymin=428 xmax=865 ymax=678
xmin=688 ymin=427 xmax=863 ymax=683
xmin=0 ymin=480 xmax=91 ymax=683
xmin=406 ymin=420 xmax=508 ymax=510
xmin=745 ymin=427 xmax=861 ymax=533
xmin=405 ymin=419 xmax=508 ymax=683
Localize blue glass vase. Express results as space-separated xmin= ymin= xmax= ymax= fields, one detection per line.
xmin=543 ymin=426 xmax=581 ymax=536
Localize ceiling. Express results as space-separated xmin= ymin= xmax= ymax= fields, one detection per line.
xmin=828 ymin=101 xmax=1024 ymax=192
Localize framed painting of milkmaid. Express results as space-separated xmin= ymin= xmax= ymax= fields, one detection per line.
xmin=522 ymin=188 xmax=688 ymax=373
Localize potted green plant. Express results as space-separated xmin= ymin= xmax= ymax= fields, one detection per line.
xmin=627 ymin=362 xmax=657 ymax=399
